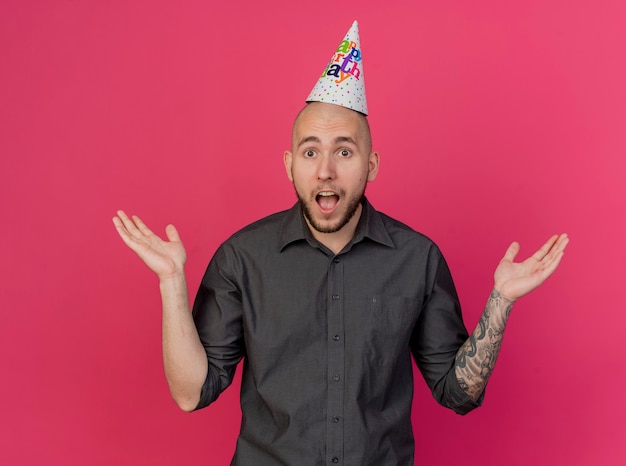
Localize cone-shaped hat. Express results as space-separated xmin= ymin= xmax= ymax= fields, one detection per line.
xmin=306 ymin=21 xmax=368 ymax=115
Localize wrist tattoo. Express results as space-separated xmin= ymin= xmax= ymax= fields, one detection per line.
xmin=455 ymin=289 xmax=514 ymax=401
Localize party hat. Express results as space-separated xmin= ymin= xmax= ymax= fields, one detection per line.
xmin=306 ymin=20 xmax=368 ymax=115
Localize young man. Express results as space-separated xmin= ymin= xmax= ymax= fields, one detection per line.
xmin=113 ymin=22 xmax=568 ymax=466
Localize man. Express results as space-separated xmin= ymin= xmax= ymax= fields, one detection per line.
xmin=113 ymin=22 xmax=568 ymax=466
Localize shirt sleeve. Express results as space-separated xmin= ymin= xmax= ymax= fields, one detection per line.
xmin=410 ymin=247 xmax=484 ymax=415
xmin=192 ymin=244 xmax=245 ymax=410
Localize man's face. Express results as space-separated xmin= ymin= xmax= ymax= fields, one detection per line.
xmin=284 ymin=102 xmax=379 ymax=234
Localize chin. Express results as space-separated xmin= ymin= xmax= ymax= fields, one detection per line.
xmin=296 ymin=187 xmax=364 ymax=235
xmin=309 ymin=209 xmax=353 ymax=234
xmin=314 ymin=220 xmax=343 ymax=234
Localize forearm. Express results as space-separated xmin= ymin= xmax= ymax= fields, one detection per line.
xmin=455 ymin=289 xmax=514 ymax=402
xmin=160 ymin=273 xmax=208 ymax=412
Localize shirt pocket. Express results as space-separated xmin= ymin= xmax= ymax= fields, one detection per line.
xmin=366 ymin=295 xmax=420 ymax=367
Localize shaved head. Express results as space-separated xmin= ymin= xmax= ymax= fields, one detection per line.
xmin=292 ymin=102 xmax=372 ymax=154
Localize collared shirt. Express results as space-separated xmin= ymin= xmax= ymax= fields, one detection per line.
xmin=192 ymin=198 xmax=481 ymax=466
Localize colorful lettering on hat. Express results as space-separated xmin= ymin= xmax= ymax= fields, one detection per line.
xmin=306 ymin=21 xmax=368 ymax=115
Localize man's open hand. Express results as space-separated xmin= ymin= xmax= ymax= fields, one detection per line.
xmin=494 ymin=234 xmax=569 ymax=301
xmin=112 ymin=210 xmax=187 ymax=280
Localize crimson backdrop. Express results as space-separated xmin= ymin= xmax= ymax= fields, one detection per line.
xmin=1 ymin=1 xmax=625 ymax=465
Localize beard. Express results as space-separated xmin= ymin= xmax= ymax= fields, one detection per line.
xmin=296 ymin=186 xmax=365 ymax=234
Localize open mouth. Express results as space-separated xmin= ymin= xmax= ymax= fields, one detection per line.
xmin=316 ymin=191 xmax=339 ymax=213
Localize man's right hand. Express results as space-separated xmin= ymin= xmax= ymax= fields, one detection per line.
xmin=112 ymin=210 xmax=187 ymax=280
xmin=113 ymin=210 xmax=207 ymax=411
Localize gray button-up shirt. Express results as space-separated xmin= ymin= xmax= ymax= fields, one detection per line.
xmin=193 ymin=198 xmax=481 ymax=465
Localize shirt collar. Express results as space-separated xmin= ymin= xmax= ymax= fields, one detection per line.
xmin=279 ymin=197 xmax=395 ymax=252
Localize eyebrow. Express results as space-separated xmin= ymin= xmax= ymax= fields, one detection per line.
xmin=296 ymin=135 xmax=358 ymax=148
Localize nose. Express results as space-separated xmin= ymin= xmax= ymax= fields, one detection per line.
xmin=317 ymin=153 xmax=336 ymax=181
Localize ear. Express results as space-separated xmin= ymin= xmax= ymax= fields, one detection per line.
xmin=283 ymin=150 xmax=294 ymax=182
xmin=367 ymin=151 xmax=379 ymax=182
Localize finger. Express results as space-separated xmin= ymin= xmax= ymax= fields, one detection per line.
xmin=542 ymin=234 xmax=569 ymax=266
xmin=112 ymin=216 xmax=124 ymax=235
xmin=539 ymin=234 xmax=570 ymax=264
xmin=115 ymin=210 xmax=141 ymax=236
xmin=131 ymin=214 xmax=155 ymax=237
xmin=165 ymin=224 xmax=181 ymax=243
xmin=113 ymin=215 xmax=141 ymax=250
xmin=115 ymin=210 xmax=129 ymax=229
xmin=113 ymin=213 xmax=132 ymax=238
xmin=116 ymin=210 xmax=133 ymax=225
xmin=114 ymin=211 xmax=155 ymax=249
xmin=531 ymin=234 xmax=559 ymax=262
xmin=539 ymin=250 xmax=566 ymax=279
xmin=503 ymin=241 xmax=520 ymax=262
xmin=554 ymin=234 xmax=569 ymax=253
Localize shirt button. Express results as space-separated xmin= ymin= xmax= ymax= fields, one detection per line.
xmin=332 ymin=375 xmax=340 ymax=382
xmin=332 ymin=416 xmax=340 ymax=423
xmin=333 ymin=258 xmax=340 ymax=263
xmin=332 ymin=294 xmax=340 ymax=300
xmin=333 ymin=334 xmax=340 ymax=341
xmin=332 ymin=457 xmax=339 ymax=463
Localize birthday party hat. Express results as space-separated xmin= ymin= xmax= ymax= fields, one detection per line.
xmin=306 ymin=20 xmax=368 ymax=115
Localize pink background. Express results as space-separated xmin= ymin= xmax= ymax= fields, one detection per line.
xmin=1 ymin=1 xmax=625 ymax=465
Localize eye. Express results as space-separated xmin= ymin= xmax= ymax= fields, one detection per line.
xmin=339 ymin=149 xmax=351 ymax=157
xmin=304 ymin=150 xmax=316 ymax=158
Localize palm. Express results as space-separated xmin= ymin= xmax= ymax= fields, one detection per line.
xmin=113 ymin=210 xmax=187 ymax=279
xmin=494 ymin=234 xmax=569 ymax=301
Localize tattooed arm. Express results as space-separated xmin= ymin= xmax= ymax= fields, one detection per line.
xmin=455 ymin=234 xmax=569 ymax=402
xmin=455 ymin=289 xmax=514 ymax=400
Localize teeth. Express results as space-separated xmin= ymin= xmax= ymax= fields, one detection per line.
xmin=319 ymin=192 xmax=335 ymax=196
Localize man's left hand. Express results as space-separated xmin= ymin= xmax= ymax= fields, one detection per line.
xmin=494 ymin=233 xmax=569 ymax=302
